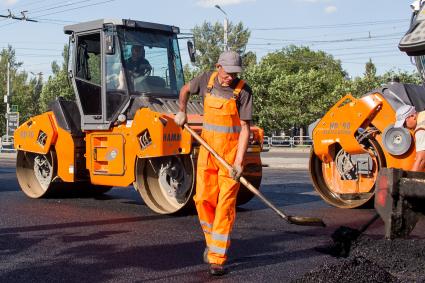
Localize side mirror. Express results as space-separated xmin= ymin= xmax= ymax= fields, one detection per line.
xmin=105 ymin=33 xmax=115 ymax=55
xmin=187 ymin=41 xmax=195 ymax=63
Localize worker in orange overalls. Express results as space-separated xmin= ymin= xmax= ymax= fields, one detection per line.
xmin=174 ymin=51 xmax=253 ymax=276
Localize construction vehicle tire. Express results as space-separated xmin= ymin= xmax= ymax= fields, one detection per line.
xmin=237 ymin=175 xmax=262 ymax=206
xmin=16 ymin=149 xmax=59 ymax=198
xmin=309 ymin=138 xmax=385 ymax=208
xmin=134 ymin=155 xmax=195 ymax=214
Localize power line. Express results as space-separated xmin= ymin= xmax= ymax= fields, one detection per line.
xmin=32 ymin=0 xmax=116 ymax=18
xmin=27 ymin=0 xmax=99 ymax=15
xmin=250 ymin=19 xmax=409 ymax=31
xmin=0 ymin=9 xmax=37 ymax=22
xmin=0 ymin=0 xmax=116 ymax=30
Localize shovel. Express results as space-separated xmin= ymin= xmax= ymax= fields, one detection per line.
xmin=184 ymin=124 xmax=326 ymax=227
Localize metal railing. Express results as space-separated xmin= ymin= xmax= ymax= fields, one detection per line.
xmin=269 ymin=135 xmax=312 ymax=147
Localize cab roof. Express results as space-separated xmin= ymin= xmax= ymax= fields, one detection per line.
xmin=64 ymin=18 xmax=180 ymax=35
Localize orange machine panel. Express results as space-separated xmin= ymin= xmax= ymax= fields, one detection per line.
xmin=86 ymin=108 xmax=193 ymax=187
xmin=313 ymin=93 xmax=383 ymax=162
xmin=53 ymin=126 xmax=76 ymax=182
xmin=91 ymin=134 xmax=125 ymax=176
xmin=14 ymin=112 xmax=57 ymax=155
xmin=365 ymin=93 xmax=416 ymax=171
xmin=132 ymin=108 xmax=192 ymax=157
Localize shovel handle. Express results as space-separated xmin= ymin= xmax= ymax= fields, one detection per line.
xmin=184 ymin=124 xmax=325 ymax=227
xmin=184 ymin=124 xmax=233 ymax=171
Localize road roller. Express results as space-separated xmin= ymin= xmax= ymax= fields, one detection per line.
xmin=309 ymin=0 xmax=425 ymax=209
xmin=14 ymin=19 xmax=263 ymax=214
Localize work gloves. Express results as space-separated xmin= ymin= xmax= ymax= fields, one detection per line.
xmin=229 ymin=164 xmax=243 ymax=181
xmin=174 ymin=111 xmax=187 ymax=127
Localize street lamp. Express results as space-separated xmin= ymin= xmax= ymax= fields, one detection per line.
xmin=214 ymin=4 xmax=229 ymax=51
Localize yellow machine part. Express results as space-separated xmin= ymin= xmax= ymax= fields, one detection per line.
xmin=14 ymin=112 xmax=57 ymax=155
xmin=313 ymin=92 xmax=416 ymax=170
xmin=14 ymin=112 xmax=76 ymax=182
xmin=85 ymin=107 xmax=192 ymax=187
xmin=310 ymin=92 xmax=417 ymax=208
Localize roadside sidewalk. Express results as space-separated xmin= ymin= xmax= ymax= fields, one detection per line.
xmin=261 ymin=156 xmax=309 ymax=169
xmin=0 ymin=152 xmax=16 ymax=159
xmin=261 ymin=147 xmax=310 ymax=169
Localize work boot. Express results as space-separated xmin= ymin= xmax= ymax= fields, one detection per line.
xmin=203 ymin=247 xmax=209 ymax=264
xmin=209 ymin=263 xmax=227 ymax=276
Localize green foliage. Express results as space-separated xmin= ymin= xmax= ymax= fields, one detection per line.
xmin=380 ymin=69 xmax=422 ymax=85
xmin=183 ymin=63 xmax=199 ymax=83
xmin=244 ymin=46 xmax=347 ymax=134
xmin=40 ymin=45 xmax=74 ymax=112
xmin=0 ymin=46 xmax=34 ymax=134
xmin=348 ymin=60 xmax=422 ymax=98
xmin=192 ymin=21 xmax=251 ymax=72
xmin=88 ymin=53 xmax=101 ymax=84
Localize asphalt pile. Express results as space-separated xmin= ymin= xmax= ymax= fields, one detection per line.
xmin=295 ymin=237 xmax=425 ymax=283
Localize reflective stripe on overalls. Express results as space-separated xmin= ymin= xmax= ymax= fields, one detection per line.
xmin=194 ymin=71 xmax=245 ymax=265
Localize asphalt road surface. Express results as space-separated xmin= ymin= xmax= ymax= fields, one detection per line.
xmin=0 ymin=154 xmax=423 ymax=282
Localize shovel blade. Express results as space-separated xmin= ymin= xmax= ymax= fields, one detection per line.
xmin=287 ymin=216 xmax=326 ymax=227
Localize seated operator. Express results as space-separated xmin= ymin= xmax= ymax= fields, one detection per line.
xmin=125 ymin=45 xmax=152 ymax=78
xmin=394 ymin=105 xmax=425 ymax=171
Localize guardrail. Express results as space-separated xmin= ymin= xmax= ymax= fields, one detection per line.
xmin=269 ymin=135 xmax=312 ymax=147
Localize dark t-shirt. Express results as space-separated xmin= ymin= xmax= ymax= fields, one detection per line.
xmin=125 ymin=57 xmax=151 ymax=75
xmin=189 ymin=71 xmax=253 ymax=121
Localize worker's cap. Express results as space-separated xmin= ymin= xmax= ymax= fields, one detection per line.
xmin=394 ymin=105 xmax=416 ymax=128
xmin=217 ymin=51 xmax=242 ymax=73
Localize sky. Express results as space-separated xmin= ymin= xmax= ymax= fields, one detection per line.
xmin=0 ymin=0 xmax=418 ymax=80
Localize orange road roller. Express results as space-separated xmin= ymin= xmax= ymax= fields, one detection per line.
xmin=14 ymin=19 xmax=263 ymax=214
xmin=309 ymin=83 xmax=425 ymax=208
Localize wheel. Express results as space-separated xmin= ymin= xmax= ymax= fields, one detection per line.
xmin=16 ymin=150 xmax=58 ymax=198
xmin=134 ymin=155 xmax=195 ymax=214
xmin=236 ymin=166 xmax=263 ymax=206
xmin=309 ymin=139 xmax=385 ymax=208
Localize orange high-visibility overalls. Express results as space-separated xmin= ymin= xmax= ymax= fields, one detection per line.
xmin=194 ymin=71 xmax=245 ymax=265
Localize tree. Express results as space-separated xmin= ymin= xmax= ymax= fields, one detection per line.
xmin=380 ymin=70 xmax=422 ymax=85
xmin=0 ymin=46 xmax=28 ymax=135
xmin=349 ymin=59 xmax=381 ymax=97
xmin=192 ymin=21 xmax=251 ymax=72
xmin=244 ymin=46 xmax=347 ymax=134
xmin=40 ymin=45 xmax=74 ymax=111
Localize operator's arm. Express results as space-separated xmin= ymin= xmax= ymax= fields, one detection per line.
xmin=178 ymin=83 xmax=190 ymax=112
xmin=412 ymin=151 xmax=425 ymax=171
xmin=234 ymin=120 xmax=250 ymax=167
xmin=412 ymin=130 xmax=425 ymax=171
xmin=175 ymin=73 xmax=206 ymax=126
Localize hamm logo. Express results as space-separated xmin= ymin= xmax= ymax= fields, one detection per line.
xmin=163 ymin=133 xmax=181 ymax=142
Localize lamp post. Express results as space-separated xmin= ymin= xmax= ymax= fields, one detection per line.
xmin=214 ymin=4 xmax=229 ymax=51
